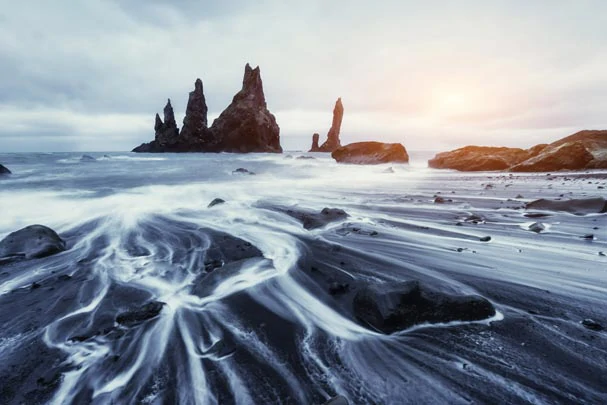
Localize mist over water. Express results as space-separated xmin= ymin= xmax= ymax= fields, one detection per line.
xmin=0 ymin=151 xmax=605 ymax=404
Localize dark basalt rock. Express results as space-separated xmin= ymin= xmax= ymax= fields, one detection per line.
xmin=525 ymin=197 xmax=607 ymax=215
xmin=510 ymin=142 xmax=595 ymax=172
xmin=0 ymin=164 xmax=11 ymax=175
xmin=283 ymin=207 xmax=349 ymax=230
xmin=209 ymin=64 xmax=282 ymax=153
xmin=116 ymin=301 xmax=165 ymax=326
xmin=332 ymin=142 xmax=409 ymax=165
xmin=232 ymin=168 xmax=255 ymax=175
xmin=310 ymin=133 xmax=320 ymax=151
xmin=581 ymin=319 xmax=603 ymax=331
xmin=208 ymin=198 xmax=226 ymax=208
xmin=154 ymin=99 xmax=181 ymax=147
xmin=528 ymin=222 xmax=546 ymax=233
xmin=310 ymin=98 xmax=344 ymax=152
xmin=0 ymin=225 xmax=66 ymax=260
xmin=133 ymin=64 xmax=282 ymax=153
xmin=353 ymin=281 xmax=495 ymax=334
xmin=322 ymin=395 xmax=349 ymax=405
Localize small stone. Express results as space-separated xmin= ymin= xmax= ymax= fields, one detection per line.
xmin=581 ymin=319 xmax=603 ymax=331
xmin=479 ymin=236 xmax=492 ymax=242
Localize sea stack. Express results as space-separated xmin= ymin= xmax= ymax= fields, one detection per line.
xmin=210 ymin=64 xmax=282 ymax=153
xmin=309 ymin=98 xmax=344 ymax=152
xmin=132 ymin=64 xmax=282 ymax=153
xmin=155 ymin=99 xmax=180 ymax=147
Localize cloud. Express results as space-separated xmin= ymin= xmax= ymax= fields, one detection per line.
xmin=0 ymin=0 xmax=606 ymax=151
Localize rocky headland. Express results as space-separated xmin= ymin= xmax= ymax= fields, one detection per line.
xmin=429 ymin=130 xmax=607 ymax=171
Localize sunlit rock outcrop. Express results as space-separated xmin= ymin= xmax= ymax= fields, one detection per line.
xmin=332 ymin=142 xmax=409 ymax=164
xmin=429 ymin=130 xmax=607 ymax=171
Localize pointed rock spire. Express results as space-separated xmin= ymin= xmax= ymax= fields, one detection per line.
xmin=210 ymin=63 xmax=281 ymax=153
xmin=310 ymin=98 xmax=344 ymax=152
xmin=179 ymin=78 xmax=211 ymax=145
xmin=163 ymin=98 xmax=177 ymax=128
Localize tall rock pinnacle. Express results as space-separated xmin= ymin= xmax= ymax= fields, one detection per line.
xmin=210 ymin=63 xmax=281 ymax=153
xmin=309 ymin=98 xmax=343 ymax=152
xmin=154 ymin=99 xmax=179 ymax=147
xmin=180 ymin=78 xmax=210 ymax=145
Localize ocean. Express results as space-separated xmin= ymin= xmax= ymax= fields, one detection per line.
xmin=0 ymin=151 xmax=605 ymax=404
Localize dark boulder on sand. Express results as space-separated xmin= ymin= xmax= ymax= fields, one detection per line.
xmin=116 ymin=301 xmax=165 ymax=326
xmin=332 ymin=142 xmax=409 ymax=165
xmin=278 ymin=207 xmax=349 ymax=230
xmin=525 ymin=197 xmax=607 ymax=215
xmin=133 ymin=64 xmax=282 ymax=153
xmin=0 ymin=225 xmax=66 ymax=260
xmin=0 ymin=164 xmax=11 ymax=175
xmin=310 ymin=98 xmax=344 ymax=152
xmin=353 ymin=281 xmax=495 ymax=333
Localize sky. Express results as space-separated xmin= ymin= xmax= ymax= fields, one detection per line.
xmin=1 ymin=0 xmax=606 ymax=152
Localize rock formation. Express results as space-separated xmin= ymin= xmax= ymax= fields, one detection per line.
xmin=210 ymin=64 xmax=282 ymax=153
xmin=429 ymin=130 xmax=607 ymax=171
xmin=0 ymin=164 xmax=11 ymax=175
xmin=310 ymin=133 xmax=320 ymax=151
xmin=133 ymin=64 xmax=281 ymax=153
xmin=309 ymin=98 xmax=344 ymax=152
xmin=156 ymin=99 xmax=181 ymax=147
xmin=332 ymin=142 xmax=409 ymax=164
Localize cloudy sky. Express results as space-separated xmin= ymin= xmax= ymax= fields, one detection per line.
xmin=1 ymin=0 xmax=606 ymax=152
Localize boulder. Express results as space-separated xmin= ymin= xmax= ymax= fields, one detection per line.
xmin=332 ymin=142 xmax=409 ymax=164
xmin=525 ymin=197 xmax=607 ymax=215
xmin=428 ymin=146 xmax=529 ymax=171
xmin=0 ymin=225 xmax=66 ymax=260
xmin=80 ymin=155 xmax=96 ymax=162
xmin=208 ymin=198 xmax=226 ymax=208
xmin=353 ymin=281 xmax=495 ymax=333
xmin=0 ymin=164 xmax=11 ymax=175
xmin=281 ymin=207 xmax=349 ymax=230
xmin=210 ymin=64 xmax=282 ymax=153
xmin=116 ymin=301 xmax=165 ymax=326
xmin=510 ymin=142 xmax=595 ymax=172
xmin=310 ymin=98 xmax=344 ymax=152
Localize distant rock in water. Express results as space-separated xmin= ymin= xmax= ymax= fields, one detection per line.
xmin=309 ymin=98 xmax=344 ymax=152
xmin=0 ymin=164 xmax=11 ymax=175
xmin=208 ymin=198 xmax=226 ymax=208
xmin=310 ymin=133 xmax=320 ymax=151
xmin=332 ymin=142 xmax=409 ymax=164
xmin=525 ymin=197 xmax=607 ymax=215
xmin=133 ymin=63 xmax=281 ymax=153
xmin=80 ymin=155 xmax=96 ymax=162
xmin=210 ymin=64 xmax=282 ymax=153
xmin=353 ymin=280 xmax=495 ymax=334
xmin=429 ymin=130 xmax=607 ymax=171
xmin=0 ymin=225 xmax=66 ymax=260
